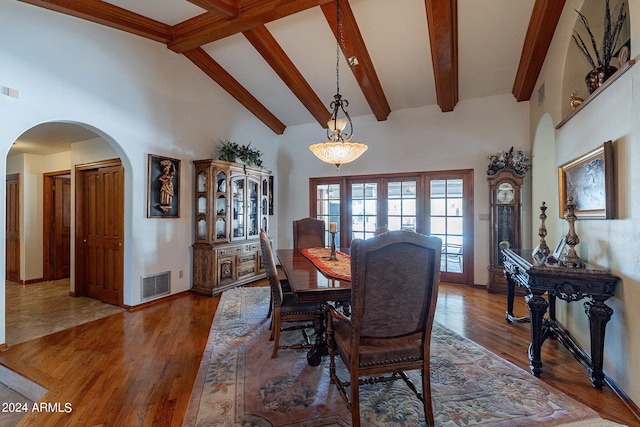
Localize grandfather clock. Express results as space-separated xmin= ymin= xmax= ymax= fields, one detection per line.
xmin=487 ymin=168 xmax=524 ymax=294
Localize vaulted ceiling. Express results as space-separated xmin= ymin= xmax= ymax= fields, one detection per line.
xmin=19 ymin=0 xmax=567 ymax=135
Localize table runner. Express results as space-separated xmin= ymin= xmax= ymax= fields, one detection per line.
xmin=299 ymin=247 xmax=351 ymax=281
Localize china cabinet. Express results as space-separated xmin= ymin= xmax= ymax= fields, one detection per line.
xmin=192 ymin=159 xmax=271 ymax=296
xmin=487 ymin=168 xmax=524 ymax=294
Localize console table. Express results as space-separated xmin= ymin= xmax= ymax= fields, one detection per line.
xmin=501 ymin=248 xmax=619 ymax=389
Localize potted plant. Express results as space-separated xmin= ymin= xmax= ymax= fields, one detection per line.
xmin=217 ymin=140 xmax=263 ymax=168
xmin=571 ymin=0 xmax=627 ymax=93
xmin=218 ymin=140 xmax=241 ymax=163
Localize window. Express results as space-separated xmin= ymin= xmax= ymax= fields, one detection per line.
xmin=430 ymin=179 xmax=463 ymax=273
xmin=311 ymin=170 xmax=473 ymax=285
xmin=351 ymin=182 xmax=378 ymax=240
xmin=316 ymin=183 xmax=341 ymax=245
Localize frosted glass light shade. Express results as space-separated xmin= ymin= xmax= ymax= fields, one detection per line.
xmin=309 ymin=140 xmax=368 ymax=170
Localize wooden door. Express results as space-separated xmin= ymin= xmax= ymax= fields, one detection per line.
xmin=5 ymin=174 xmax=20 ymax=282
xmin=45 ymin=175 xmax=71 ymax=279
xmin=76 ymin=160 xmax=124 ymax=306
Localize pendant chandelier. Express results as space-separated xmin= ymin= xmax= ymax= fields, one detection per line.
xmin=309 ymin=0 xmax=367 ymax=170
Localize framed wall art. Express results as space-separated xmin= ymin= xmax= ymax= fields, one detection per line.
xmin=268 ymin=176 xmax=274 ymax=215
xmin=147 ymin=154 xmax=180 ymax=218
xmin=558 ymin=140 xmax=615 ymax=219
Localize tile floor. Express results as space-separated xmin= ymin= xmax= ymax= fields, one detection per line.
xmin=5 ymin=279 xmax=125 ymax=346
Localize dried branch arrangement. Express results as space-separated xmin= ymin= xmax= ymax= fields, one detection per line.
xmin=571 ymin=0 xmax=627 ymax=69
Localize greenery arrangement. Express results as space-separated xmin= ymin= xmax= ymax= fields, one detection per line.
xmin=487 ymin=147 xmax=530 ymax=176
xmin=217 ymin=140 xmax=263 ymax=168
xmin=571 ymin=0 xmax=627 ymax=69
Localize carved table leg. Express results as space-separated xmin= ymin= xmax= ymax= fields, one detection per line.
xmin=505 ymin=270 xmax=530 ymax=324
xmin=584 ymin=298 xmax=614 ymax=389
xmin=307 ymin=302 xmax=328 ymax=366
xmin=547 ymin=292 xmax=558 ymax=339
xmin=525 ymin=291 xmax=548 ymax=377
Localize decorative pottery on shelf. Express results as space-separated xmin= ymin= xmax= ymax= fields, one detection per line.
xmin=585 ymin=65 xmax=618 ymax=93
xmin=571 ymin=0 xmax=627 ymax=94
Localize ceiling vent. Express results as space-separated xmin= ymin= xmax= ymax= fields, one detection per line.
xmin=537 ymin=82 xmax=545 ymax=107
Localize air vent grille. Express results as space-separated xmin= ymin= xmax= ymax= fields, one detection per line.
xmin=141 ymin=271 xmax=170 ymax=301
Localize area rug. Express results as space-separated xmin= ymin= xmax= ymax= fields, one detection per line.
xmin=183 ymin=287 xmax=622 ymax=427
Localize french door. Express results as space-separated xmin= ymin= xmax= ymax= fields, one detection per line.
xmin=310 ymin=169 xmax=473 ymax=285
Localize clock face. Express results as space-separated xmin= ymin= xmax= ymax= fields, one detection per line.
xmin=497 ymin=183 xmax=514 ymax=204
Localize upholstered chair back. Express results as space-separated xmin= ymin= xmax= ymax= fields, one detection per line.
xmin=293 ymin=217 xmax=325 ymax=250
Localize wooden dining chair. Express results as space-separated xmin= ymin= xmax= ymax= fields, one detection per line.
xmin=293 ymin=217 xmax=325 ymax=250
xmin=259 ymin=230 xmax=291 ymax=321
xmin=259 ymin=230 xmax=316 ymax=358
xmin=325 ymin=230 xmax=442 ymax=427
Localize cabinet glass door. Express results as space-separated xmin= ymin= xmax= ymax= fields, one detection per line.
xmin=215 ymin=170 xmax=228 ymax=241
xmin=231 ymin=177 xmax=245 ymax=239
xmin=247 ymin=177 xmax=259 ymax=238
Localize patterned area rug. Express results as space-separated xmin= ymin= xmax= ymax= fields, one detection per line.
xmin=183 ymin=287 xmax=623 ymax=427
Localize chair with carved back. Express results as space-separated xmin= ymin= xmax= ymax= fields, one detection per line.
xmin=325 ymin=230 xmax=442 ymax=427
xmin=293 ymin=217 xmax=325 ymax=250
xmin=259 ymin=230 xmax=291 ymax=320
xmin=259 ymin=230 xmax=316 ymax=358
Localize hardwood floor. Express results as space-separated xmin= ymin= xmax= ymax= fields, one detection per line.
xmin=0 ymin=281 xmax=638 ymax=426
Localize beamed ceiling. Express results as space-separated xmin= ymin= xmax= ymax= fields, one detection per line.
xmin=18 ymin=0 xmax=567 ymax=135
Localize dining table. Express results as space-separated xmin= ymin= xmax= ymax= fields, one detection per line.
xmin=276 ymin=248 xmax=351 ymax=366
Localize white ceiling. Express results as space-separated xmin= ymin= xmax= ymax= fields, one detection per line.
xmin=11 ymin=0 xmax=536 ymax=154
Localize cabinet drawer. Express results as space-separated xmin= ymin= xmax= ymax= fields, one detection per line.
xmin=238 ymin=265 xmax=256 ymax=278
xmin=218 ymin=246 xmax=242 ymax=257
xmin=238 ymin=253 xmax=256 ymax=264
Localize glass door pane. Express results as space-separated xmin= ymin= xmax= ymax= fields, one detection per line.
xmin=351 ymin=182 xmax=377 ymax=240
xmin=387 ymin=180 xmax=416 ymax=231
xmin=316 ymin=183 xmax=340 ymax=246
xmin=430 ymin=179 xmax=464 ymax=273
xmin=231 ymin=177 xmax=245 ymax=239
xmin=247 ymin=177 xmax=259 ymax=238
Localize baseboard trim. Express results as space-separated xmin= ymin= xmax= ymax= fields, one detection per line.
xmin=17 ymin=278 xmax=45 ymax=285
xmin=124 ymin=290 xmax=191 ymax=312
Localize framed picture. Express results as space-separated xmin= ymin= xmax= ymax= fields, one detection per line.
xmin=147 ymin=154 xmax=180 ymax=218
xmin=552 ymin=237 xmax=567 ymax=260
xmin=268 ymin=176 xmax=274 ymax=215
xmin=531 ymin=244 xmax=546 ymax=265
xmin=558 ymin=141 xmax=615 ymax=219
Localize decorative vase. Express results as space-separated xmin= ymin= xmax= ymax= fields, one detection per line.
xmin=585 ymin=65 xmax=618 ymax=94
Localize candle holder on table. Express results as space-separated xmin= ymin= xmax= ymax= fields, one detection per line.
xmin=560 ymin=197 xmax=585 ymax=268
xmin=329 ymin=231 xmax=338 ymax=261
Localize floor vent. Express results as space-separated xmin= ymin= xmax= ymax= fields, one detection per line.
xmin=141 ymin=271 xmax=170 ymax=301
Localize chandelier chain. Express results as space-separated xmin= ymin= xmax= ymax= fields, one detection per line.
xmin=335 ymin=0 xmax=343 ymax=96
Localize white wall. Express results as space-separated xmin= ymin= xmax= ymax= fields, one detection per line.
xmin=530 ymin=0 xmax=640 ymax=405
xmin=276 ymin=93 xmax=531 ymax=286
xmin=0 ymin=1 xmax=277 ymax=344
xmin=6 ymin=154 xmax=45 ymax=281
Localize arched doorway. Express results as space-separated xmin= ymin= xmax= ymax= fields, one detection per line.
xmin=5 ymin=122 xmax=125 ymax=345
xmin=531 ymin=113 xmax=559 ymax=242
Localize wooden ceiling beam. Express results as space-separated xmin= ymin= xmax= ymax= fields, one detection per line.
xmin=184 ymin=48 xmax=286 ymax=135
xmin=169 ymin=0 xmax=334 ymax=53
xmin=321 ymin=0 xmax=390 ymax=121
xmin=18 ymin=0 xmax=172 ymax=43
xmin=187 ymin=0 xmax=239 ymax=19
xmin=243 ymin=26 xmax=331 ymax=127
xmin=424 ymin=0 xmax=458 ymax=112
xmin=512 ymin=0 xmax=566 ymax=102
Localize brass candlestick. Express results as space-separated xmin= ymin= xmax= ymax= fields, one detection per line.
xmin=329 ymin=231 xmax=338 ymax=261
xmin=538 ymin=202 xmax=551 ymax=256
xmin=560 ymin=197 xmax=585 ymax=268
